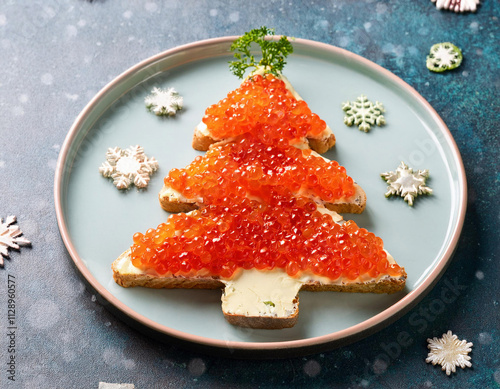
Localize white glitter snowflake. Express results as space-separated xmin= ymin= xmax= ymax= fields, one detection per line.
xmin=381 ymin=161 xmax=432 ymax=206
xmin=0 ymin=216 xmax=31 ymax=267
xmin=431 ymin=0 xmax=480 ymax=13
xmin=99 ymin=145 xmax=159 ymax=190
xmin=145 ymin=87 xmax=183 ymax=116
xmin=342 ymin=95 xmax=386 ymax=132
xmin=426 ymin=331 xmax=473 ymax=375
xmin=99 ymin=383 xmax=135 ymax=389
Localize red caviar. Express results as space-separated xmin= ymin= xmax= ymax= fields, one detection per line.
xmin=165 ymin=134 xmax=355 ymax=204
xmin=202 ymin=73 xmax=327 ymax=145
xmin=130 ymin=194 xmax=403 ymax=280
xmin=130 ymin=72 xmax=402 ymax=282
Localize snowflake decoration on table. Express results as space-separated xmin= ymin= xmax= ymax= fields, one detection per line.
xmin=381 ymin=161 xmax=432 ymax=206
xmin=426 ymin=42 xmax=463 ymax=73
xmin=0 ymin=216 xmax=31 ymax=267
xmin=342 ymin=94 xmax=386 ymax=132
xmin=431 ymin=0 xmax=480 ymax=13
xmin=145 ymin=87 xmax=183 ymax=116
xmin=426 ymin=331 xmax=473 ymax=375
xmin=99 ymin=145 xmax=159 ymax=190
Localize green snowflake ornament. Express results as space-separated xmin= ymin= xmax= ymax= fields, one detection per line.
xmin=381 ymin=161 xmax=432 ymax=206
xmin=342 ymin=95 xmax=386 ymax=132
xmin=426 ymin=42 xmax=463 ymax=73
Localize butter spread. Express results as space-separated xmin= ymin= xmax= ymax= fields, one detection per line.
xmin=160 ymin=185 xmax=200 ymax=204
xmin=115 ymin=252 xmax=144 ymax=275
xmin=221 ymin=268 xmax=303 ymax=317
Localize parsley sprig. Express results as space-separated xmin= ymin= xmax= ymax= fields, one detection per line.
xmin=229 ymin=26 xmax=294 ymax=79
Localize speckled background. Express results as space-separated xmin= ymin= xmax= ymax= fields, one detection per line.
xmin=0 ymin=1 xmax=499 ymax=388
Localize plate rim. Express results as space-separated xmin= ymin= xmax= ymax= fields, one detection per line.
xmin=54 ymin=36 xmax=467 ymax=354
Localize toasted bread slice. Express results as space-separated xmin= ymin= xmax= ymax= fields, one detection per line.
xmin=112 ymin=205 xmax=406 ymax=329
xmin=160 ymin=136 xmax=366 ymax=215
xmin=113 ymin=248 xmax=406 ymax=329
xmin=192 ymin=70 xmax=336 ymax=154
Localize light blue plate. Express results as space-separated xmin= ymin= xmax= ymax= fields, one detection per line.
xmin=54 ymin=37 xmax=466 ymax=356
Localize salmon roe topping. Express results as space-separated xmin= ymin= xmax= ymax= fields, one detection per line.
xmin=130 ymin=195 xmax=402 ymax=280
xmin=165 ymin=134 xmax=355 ymax=204
xmin=202 ymin=73 xmax=327 ymax=145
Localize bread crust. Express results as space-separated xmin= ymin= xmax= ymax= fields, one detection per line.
xmin=307 ymin=133 xmax=336 ymax=154
xmin=192 ymin=128 xmax=216 ymax=151
xmin=157 ymin=187 xmax=199 ymax=213
xmin=223 ymin=297 xmax=299 ymax=329
xmin=324 ymin=183 xmax=367 ymax=214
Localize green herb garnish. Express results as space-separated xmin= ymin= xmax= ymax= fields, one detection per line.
xmin=263 ymin=301 xmax=276 ymax=307
xmin=229 ymin=26 xmax=294 ymax=79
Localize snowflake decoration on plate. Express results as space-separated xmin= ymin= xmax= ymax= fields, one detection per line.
xmin=0 ymin=216 xmax=31 ymax=267
xmin=431 ymin=0 xmax=480 ymax=13
xmin=145 ymin=87 xmax=183 ymax=116
xmin=99 ymin=145 xmax=159 ymax=190
xmin=342 ymin=95 xmax=386 ymax=132
xmin=381 ymin=161 xmax=432 ymax=206
xmin=426 ymin=331 xmax=473 ymax=375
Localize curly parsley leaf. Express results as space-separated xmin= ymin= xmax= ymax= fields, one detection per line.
xmin=229 ymin=26 xmax=294 ymax=79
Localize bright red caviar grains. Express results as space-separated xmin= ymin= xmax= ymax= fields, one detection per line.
xmin=165 ymin=134 xmax=355 ymax=204
xmin=130 ymin=194 xmax=402 ymax=280
xmin=130 ymin=73 xmax=401 ymax=282
xmin=202 ymin=73 xmax=327 ymax=145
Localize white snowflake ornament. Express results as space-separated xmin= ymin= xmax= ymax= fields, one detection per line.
xmin=145 ymin=87 xmax=183 ymax=116
xmin=431 ymin=0 xmax=480 ymax=13
xmin=381 ymin=161 xmax=432 ymax=206
xmin=99 ymin=145 xmax=159 ymax=190
xmin=426 ymin=331 xmax=473 ymax=375
xmin=342 ymin=95 xmax=386 ymax=132
xmin=0 ymin=216 xmax=31 ymax=267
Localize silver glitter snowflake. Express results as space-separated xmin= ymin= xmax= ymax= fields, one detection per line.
xmin=145 ymin=87 xmax=183 ymax=116
xmin=0 ymin=216 xmax=31 ymax=267
xmin=431 ymin=0 xmax=480 ymax=13
xmin=381 ymin=161 xmax=432 ymax=206
xmin=426 ymin=331 xmax=473 ymax=375
xmin=99 ymin=145 xmax=159 ymax=190
xmin=342 ymin=95 xmax=386 ymax=132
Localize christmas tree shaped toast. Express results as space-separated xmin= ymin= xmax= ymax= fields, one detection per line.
xmin=192 ymin=29 xmax=335 ymax=154
xmin=112 ymin=28 xmax=406 ymax=329
xmin=192 ymin=70 xmax=336 ymax=154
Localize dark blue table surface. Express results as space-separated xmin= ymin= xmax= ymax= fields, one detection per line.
xmin=0 ymin=1 xmax=498 ymax=388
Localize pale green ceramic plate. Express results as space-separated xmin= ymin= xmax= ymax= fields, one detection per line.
xmin=55 ymin=37 xmax=466 ymax=357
